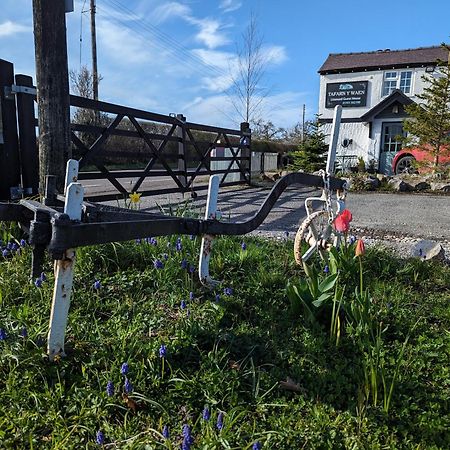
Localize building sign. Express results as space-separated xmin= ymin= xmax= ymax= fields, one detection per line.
xmin=325 ymin=81 xmax=368 ymax=108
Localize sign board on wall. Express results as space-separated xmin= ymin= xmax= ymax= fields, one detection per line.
xmin=325 ymin=81 xmax=368 ymax=108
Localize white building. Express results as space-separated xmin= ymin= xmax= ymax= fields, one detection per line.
xmin=318 ymin=46 xmax=449 ymax=174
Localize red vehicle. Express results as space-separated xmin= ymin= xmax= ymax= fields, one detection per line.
xmin=392 ymin=147 xmax=450 ymax=174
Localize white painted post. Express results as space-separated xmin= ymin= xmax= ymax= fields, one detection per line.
xmin=325 ymin=105 xmax=342 ymax=176
xmin=199 ymin=175 xmax=220 ymax=286
xmin=47 ymin=161 xmax=83 ymax=359
xmin=64 ymin=159 xmax=79 ymax=195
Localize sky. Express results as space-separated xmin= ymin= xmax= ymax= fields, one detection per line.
xmin=0 ymin=0 xmax=449 ymax=130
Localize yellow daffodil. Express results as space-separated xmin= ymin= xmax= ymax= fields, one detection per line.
xmin=129 ymin=192 xmax=142 ymax=203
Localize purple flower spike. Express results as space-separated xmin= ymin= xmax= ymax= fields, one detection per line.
xmin=0 ymin=329 xmax=7 ymax=340
xmin=181 ymin=259 xmax=188 ymax=270
xmin=223 ymin=287 xmax=233 ymax=296
xmin=216 ymin=411 xmax=224 ymax=430
xmin=20 ymin=239 xmax=27 ymax=247
xmin=253 ymin=442 xmax=262 ymax=450
xmin=154 ymin=259 xmax=164 ymax=269
xmin=34 ymin=278 xmax=43 ymax=288
xmin=124 ymin=377 xmax=133 ymax=393
xmin=215 ymin=294 xmax=220 ymax=302
xmin=2 ymin=249 xmax=8 ymax=257
xmin=120 ymin=362 xmax=129 ymax=375
xmin=189 ymin=292 xmax=194 ymax=300
xmin=324 ymin=265 xmax=329 ymax=274
xmin=96 ymin=430 xmax=105 ymax=445
xmin=93 ymin=280 xmax=101 ymax=290
xmin=159 ymin=344 xmax=167 ymax=358
xmin=202 ymin=406 xmax=210 ymax=420
xmin=180 ymin=299 xmax=187 ymax=310
xmin=189 ymin=264 xmax=195 ymax=274
xmin=162 ymin=425 xmax=169 ymax=439
xmin=40 ymin=272 xmax=47 ymax=282
xmin=106 ymin=380 xmax=114 ymax=397
xmin=241 ymin=242 xmax=247 ymax=250
xmin=20 ymin=327 xmax=28 ymax=338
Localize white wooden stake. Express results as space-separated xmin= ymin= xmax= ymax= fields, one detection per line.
xmin=47 ymin=166 xmax=83 ymax=358
xmin=199 ymin=175 xmax=220 ymax=286
xmin=64 ymin=159 xmax=79 ymax=195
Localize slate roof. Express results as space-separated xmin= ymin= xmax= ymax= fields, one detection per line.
xmin=319 ymin=46 xmax=449 ymax=74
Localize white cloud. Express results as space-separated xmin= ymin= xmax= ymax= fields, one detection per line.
xmin=263 ymin=45 xmax=288 ymax=65
xmin=152 ymin=2 xmax=191 ymax=24
xmin=187 ymin=17 xmax=230 ymax=49
xmin=0 ymin=20 xmax=30 ymax=37
xmin=219 ymin=0 xmax=242 ymax=13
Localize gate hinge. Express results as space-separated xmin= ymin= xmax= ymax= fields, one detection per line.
xmin=4 ymin=84 xmax=37 ymax=99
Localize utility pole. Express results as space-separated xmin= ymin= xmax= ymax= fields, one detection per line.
xmin=32 ymin=0 xmax=71 ymax=193
xmin=301 ymin=104 xmax=306 ymax=143
xmin=90 ymin=0 xmax=98 ymax=102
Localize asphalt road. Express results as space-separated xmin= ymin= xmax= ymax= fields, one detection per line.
xmin=108 ymin=184 xmax=450 ymax=242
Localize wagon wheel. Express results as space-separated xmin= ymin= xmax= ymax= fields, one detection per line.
xmin=294 ymin=210 xmax=334 ymax=265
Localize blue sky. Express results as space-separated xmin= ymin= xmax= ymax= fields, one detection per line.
xmin=0 ymin=0 xmax=449 ymax=129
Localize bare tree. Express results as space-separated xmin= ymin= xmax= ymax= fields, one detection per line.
xmin=228 ymin=13 xmax=270 ymax=126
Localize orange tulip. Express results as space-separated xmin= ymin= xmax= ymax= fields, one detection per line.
xmin=333 ymin=209 xmax=353 ymax=233
xmin=355 ymin=239 xmax=365 ymax=257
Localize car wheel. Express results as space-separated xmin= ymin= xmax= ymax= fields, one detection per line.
xmin=395 ymin=155 xmax=416 ymax=175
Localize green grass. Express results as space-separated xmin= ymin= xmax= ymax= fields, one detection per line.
xmin=0 ymin=233 xmax=449 ymax=449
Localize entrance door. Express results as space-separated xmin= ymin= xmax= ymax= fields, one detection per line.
xmin=379 ymin=122 xmax=405 ymax=174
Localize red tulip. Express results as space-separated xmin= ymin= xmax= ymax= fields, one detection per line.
xmin=333 ymin=209 xmax=353 ymax=233
xmin=355 ymin=239 xmax=365 ymax=257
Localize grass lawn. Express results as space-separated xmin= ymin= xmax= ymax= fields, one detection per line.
xmin=0 ymin=231 xmax=449 ymax=449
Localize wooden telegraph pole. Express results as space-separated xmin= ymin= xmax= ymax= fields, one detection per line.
xmin=90 ymin=0 xmax=99 ymax=102
xmin=32 ymin=0 xmax=72 ymax=194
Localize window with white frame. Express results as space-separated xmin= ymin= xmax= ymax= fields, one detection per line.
xmin=382 ymin=70 xmax=413 ymax=96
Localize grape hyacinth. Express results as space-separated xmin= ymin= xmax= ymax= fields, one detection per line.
xmin=223 ymin=287 xmax=233 ymax=296
xmin=40 ymin=272 xmax=47 ymax=282
xmin=182 ymin=424 xmax=193 ymax=449
xmin=216 ymin=411 xmax=224 ymax=430
xmin=162 ymin=253 xmax=169 ymax=261
xmin=34 ymin=278 xmax=43 ymax=288
xmin=180 ymin=299 xmax=187 ymax=310
xmin=176 ymin=238 xmax=182 ymax=252
xmin=241 ymin=242 xmax=247 ymax=250
xmin=0 ymin=329 xmax=7 ymax=340
xmin=215 ymin=294 xmax=221 ymax=302
xmin=253 ymin=442 xmax=262 ymax=450
xmin=19 ymin=327 xmax=27 ymax=338
xmin=202 ymin=406 xmax=210 ymax=421
xmin=93 ymin=280 xmax=101 ymax=290
xmin=324 ymin=265 xmax=329 ymax=274
xmin=154 ymin=259 xmax=164 ymax=269
xmin=2 ymin=249 xmax=8 ymax=258
xmin=189 ymin=264 xmax=195 ymax=274
xmin=20 ymin=239 xmax=27 ymax=247
xmin=106 ymin=380 xmax=114 ymax=397
xmin=159 ymin=344 xmax=167 ymax=358
xmin=181 ymin=258 xmax=188 ymax=270
xmin=190 ymin=234 xmax=196 ymax=240
xmin=96 ymin=430 xmax=105 ymax=445
xmin=162 ymin=425 xmax=169 ymax=439
xmin=124 ymin=377 xmax=133 ymax=393
xmin=189 ymin=291 xmax=194 ymax=300
xmin=349 ymin=235 xmax=357 ymax=245
xmin=120 ymin=362 xmax=129 ymax=375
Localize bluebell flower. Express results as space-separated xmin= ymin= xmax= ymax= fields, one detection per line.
xmin=34 ymin=278 xmax=43 ymax=288
xmin=93 ymin=280 xmax=101 ymax=290
xmin=0 ymin=329 xmax=6 ymax=340
xmin=106 ymin=380 xmax=114 ymax=397
xmin=20 ymin=239 xmax=27 ymax=247
xmin=202 ymin=406 xmax=210 ymax=420
xmin=96 ymin=430 xmax=105 ymax=445
xmin=241 ymin=242 xmax=247 ymax=250
xmin=124 ymin=377 xmax=133 ymax=393
xmin=2 ymin=249 xmax=8 ymax=257
xmin=182 ymin=425 xmax=193 ymax=447
xmin=215 ymin=294 xmax=220 ymax=302
xmin=324 ymin=265 xmax=329 ymax=274
xmin=40 ymin=272 xmax=47 ymax=282
xmin=223 ymin=287 xmax=233 ymax=296
xmin=120 ymin=362 xmax=129 ymax=375
xmin=181 ymin=258 xmax=188 ymax=270
xmin=217 ymin=411 xmax=224 ymax=430
xmin=154 ymin=259 xmax=164 ymax=269
xmin=182 ymin=436 xmax=191 ymax=450
xmin=253 ymin=441 xmax=262 ymax=450
xmin=180 ymin=299 xmax=187 ymax=310
xmin=189 ymin=292 xmax=194 ymax=300
xmin=20 ymin=327 xmax=27 ymax=338
xmin=159 ymin=344 xmax=167 ymax=358
xmin=182 ymin=424 xmax=191 ymax=438
xmin=162 ymin=425 xmax=169 ymax=439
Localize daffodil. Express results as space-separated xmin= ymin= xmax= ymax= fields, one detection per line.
xmin=129 ymin=192 xmax=141 ymax=203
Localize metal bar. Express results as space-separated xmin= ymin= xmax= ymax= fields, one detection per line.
xmin=48 ymin=172 xmax=345 ymax=253
xmin=326 ymin=105 xmax=342 ymax=176
xmin=199 ymin=175 xmax=220 ymax=286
